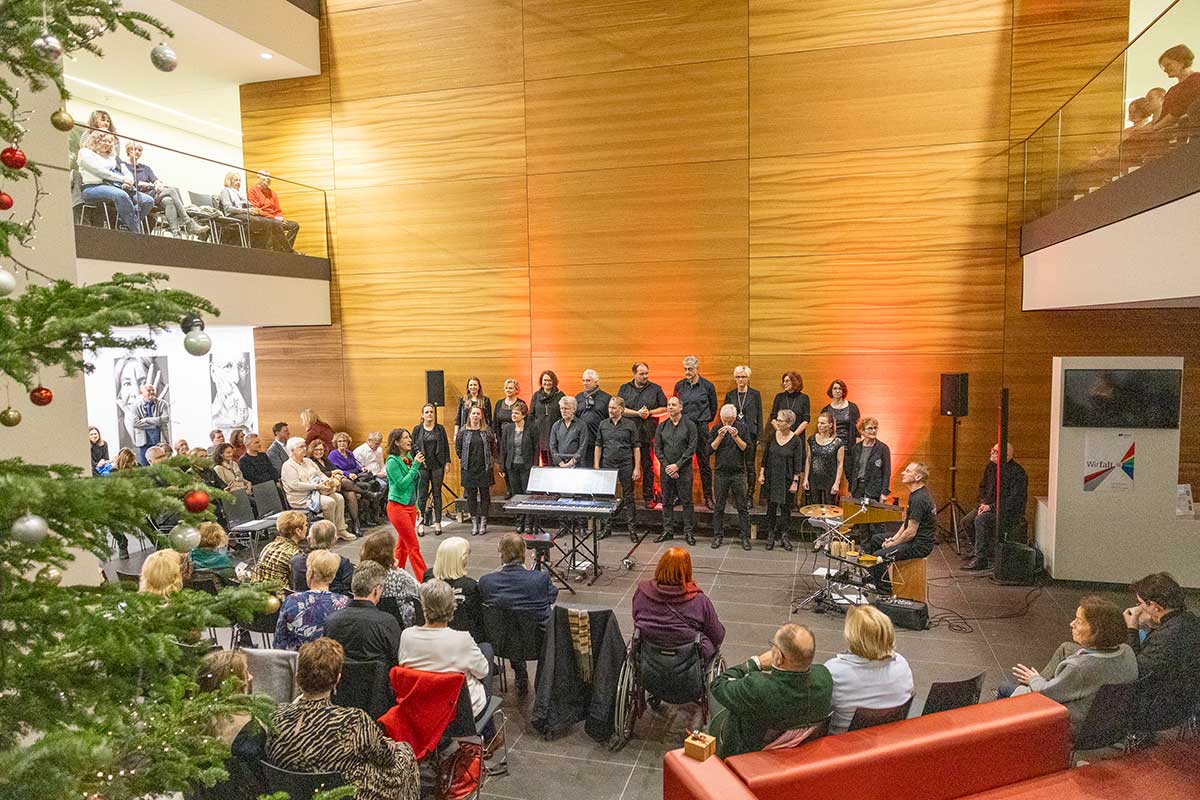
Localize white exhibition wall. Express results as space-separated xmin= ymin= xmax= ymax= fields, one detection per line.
xmin=83 ymin=326 xmax=258 ymax=457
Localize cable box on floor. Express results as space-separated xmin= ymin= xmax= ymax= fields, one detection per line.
xmin=873 ymin=596 xmax=929 ymax=630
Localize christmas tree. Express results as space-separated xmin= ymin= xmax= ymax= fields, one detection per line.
xmin=0 ymin=4 xmax=302 ymax=799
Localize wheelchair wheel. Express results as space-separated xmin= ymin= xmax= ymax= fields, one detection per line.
xmin=609 ymin=651 xmax=644 ymax=751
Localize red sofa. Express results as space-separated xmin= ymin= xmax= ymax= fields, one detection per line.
xmin=663 ymin=694 xmax=1191 ymax=800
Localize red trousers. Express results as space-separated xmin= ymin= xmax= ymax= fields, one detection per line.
xmin=387 ymin=501 xmax=427 ymax=579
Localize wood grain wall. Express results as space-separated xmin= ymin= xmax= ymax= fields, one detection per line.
xmin=242 ymin=1 xmax=1198 ymax=505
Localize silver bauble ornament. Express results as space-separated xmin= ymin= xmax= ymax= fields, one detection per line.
xmin=37 ymin=565 xmax=63 ymax=585
xmin=32 ymin=33 xmax=63 ymax=61
xmin=0 ymin=269 xmax=15 ymax=297
xmin=12 ymin=512 xmax=49 ymax=544
xmin=183 ymin=327 xmax=211 ymax=356
xmin=168 ymin=523 xmax=200 ymax=552
xmin=150 ymin=43 xmax=177 ymax=72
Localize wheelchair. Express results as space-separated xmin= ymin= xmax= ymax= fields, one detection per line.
xmin=610 ymin=629 xmax=725 ymax=751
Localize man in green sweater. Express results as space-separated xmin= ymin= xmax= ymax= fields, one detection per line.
xmin=708 ymin=622 xmax=832 ymax=758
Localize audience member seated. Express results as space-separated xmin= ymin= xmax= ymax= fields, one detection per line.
xmin=207 ymin=430 xmax=226 ymax=459
xmin=422 ymin=536 xmax=484 ymax=641
xmin=1125 ymin=572 xmax=1200 ymax=721
xmin=300 ymin=408 xmax=336 ymax=451
xmin=266 ymin=421 xmax=291 ymax=475
xmin=174 ymin=438 xmax=190 ymax=455
xmin=324 ymin=561 xmax=403 ymax=669
xmin=632 ymin=546 xmax=724 ymax=664
xmin=247 ymin=171 xmax=299 ymax=252
xmin=353 ymin=431 xmax=388 ymax=489
xmin=186 ymin=446 xmax=223 ymax=489
xmin=267 ymin=638 xmax=419 ymax=800
xmin=139 ymin=549 xmax=184 ymax=597
xmin=89 ymin=426 xmax=111 ymax=475
xmin=289 ymin=519 xmax=354 ymax=595
xmin=1000 ymin=595 xmax=1137 ymax=738
xmin=218 ymin=171 xmax=290 ymax=250
xmin=399 ymin=580 xmax=492 ymax=718
xmin=213 ymin=443 xmax=252 ymax=494
xmin=78 ymin=130 xmax=153 ymax=233
xmin=228 ymin=429 xmax=248 ymax=461
xmin=962 ymin=442 xmax=1028 ymax=571
xmin=251 ymin=509 xmax=307 ymax=585
xmin=68 ymin=109 xmax=118 ymax=172
xmin=280 ymin=437 xmax=353 ymax=542
xmin=330 ymin=431 xmax=384 ymax=526
xmin=360 ymin=530 xmax=421 ymax=629
xmin=708 ymin=622 xmax=832 ymax=758
xmin=238 ymin=432 xmax=278 ymax=485
xmin=308 ymin=438 xmax=370 ymax=536
xmin=193 ymin=650 xmax=267 ymax=800
xmin=478 ymin=533 xmax=558 ymax=695
xmin=113 ymin=447 xmax=138 ymax=472
xmin=276 ymin=550 xmax=351 ymax=651
xmin=1128 ymin=45 xmax=1200 ymax=145
xmin=117 ymin=140 xmax=209 ymax=239
xmin=190 ymin=521 xmax=237 ymax=583
xmin=824 ymin=604 xmax=913 ymax=734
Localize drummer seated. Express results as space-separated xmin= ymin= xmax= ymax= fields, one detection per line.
xmin=866 ymin=463 xmax=936 ymax=593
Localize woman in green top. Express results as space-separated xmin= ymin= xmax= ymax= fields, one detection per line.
xmin=385 ymin=428 xmax=427 ymax=578
xmin=189 ymin=522 xmax=238 ymax=584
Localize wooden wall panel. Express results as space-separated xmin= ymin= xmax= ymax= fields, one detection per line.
xmin=328 ymin=0 xmax=523 ymax=101
xmin=1012 ymin=0 xmax=1129 ymax=28
xmin=239 ymin=103 xmax=333 ymax=192
xmin=240 ymin=15 xmax=330 ymax=111
xmin=524 ymin=59 xmax=748 ymax=174
xmin=749 ymin=0 xmax=1011 ymax=56
xmin=528 ymin=160 xmax=748 ymax=266
xmin=334 ymin=177 xmax=528 ymax=275
xmin=749 ymin=251 xmax=1006 ymax=355
xmin=751 ymin=31 xmax=1012 ymax=157
xmin=523 ymin=0 xmax=748 ymax=80
xmin=529 ymin=259 xmax=749 ymax=359
xmin=331 ymin=83 xmax=527 ymax=189
xmin=750 ymin=141 xmax=1010 ymax=257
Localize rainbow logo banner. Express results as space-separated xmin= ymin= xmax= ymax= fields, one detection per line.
xmin=1083 ymin=434 xmax=1135 ymax=492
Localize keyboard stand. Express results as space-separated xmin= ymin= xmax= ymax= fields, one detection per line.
xmin=553 ymin=516 xmax=604 ymax=586
xmin=525 ymin=515 xmax=575 ymax=594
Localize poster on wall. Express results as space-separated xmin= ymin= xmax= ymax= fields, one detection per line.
xmin=1083 ymin=431 xmax=1135 ymax=492
xmin=209 ymin=352 xmax=254 ymax=430
xmin=113 ymin=354 xmax=170 ymax=450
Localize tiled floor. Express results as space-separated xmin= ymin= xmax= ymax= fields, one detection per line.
xmin=105 ymin=518 xmax=1170 ymax=800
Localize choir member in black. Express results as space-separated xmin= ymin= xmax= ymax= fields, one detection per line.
xmin=575 ymin=369 xmax=611 ymax=461
xmin=455 ymin=405 xmax=496 ymax=536
xmin=453 ymin=376 xmax=492 ymax=440
xmin=412 ymin=403 xmax=451 ymax=536
xmin=709 ymin=404 xmax=751 ymax=550
xmin=725 ymin=365 xmax=763 ymax=506
xmin=654 ymin=397 xmax=698 ymax=545
xmin=499 ymin=400 xmax=537 ymax=534
xmin=770 ymin=371 xmax=810 ymax=435
xmin=868 ymin=463 xmax=936 ymax=592
xmin=674 ymin=355 xmax=719 ymax=508
xmin=758 ymin=409 xmax=802 ymax=552
xmin=491 ymin=379 xmax=523 ymax=496
xmin=821 ymin=379 xmax=860 ymax=458
xmin=530 ymin=370 xmax=565 ymax=467
xmin=804 ymin=411 xmax=845 ymax=507
xmin=549 ymin=395 xmax=588 ymax=467
xmin=962 ymin=443 xmax=1028 ymax=572
xmin=594 ymin=396 xmax=641 ymax=541
xmin=618 ymin=362 xmax=668 ymax=508
xmin=846 ymin=417 xmax=891 ymax=546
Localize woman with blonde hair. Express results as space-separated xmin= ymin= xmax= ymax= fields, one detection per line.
xmin=803 ymin=410 xmax=845 ymax=507
xmin=300 ymin=408 xmax=335 ymax=452
xmin=275 ymin=550 xmax=350 ymax=650
xmin=423 ymin=536 xmax=483 ymax=641
xmin=139 ymin=550 xmax=185 ymax=597
xmin=195 ymin=649 xmax=267 ymax=798
xmin=823 ymin=604 xmax=913 ymax=733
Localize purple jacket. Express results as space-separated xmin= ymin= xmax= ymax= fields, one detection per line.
xmin=328 ymin=448 xmax=363 ymax=474
xmin=632 ymin=580 xmax=725 ymax=663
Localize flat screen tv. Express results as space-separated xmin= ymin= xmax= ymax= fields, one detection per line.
xmin=1062 ymin=369 xmax=1182 ymax=429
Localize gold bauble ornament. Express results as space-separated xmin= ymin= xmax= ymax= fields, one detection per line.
xmin=50 ymin=109 xmax=74 ymax=132
xmin=263 ymin=594 xmax=282 ymax=614
xmin=37 ymin=565 xmax=63 ymax=585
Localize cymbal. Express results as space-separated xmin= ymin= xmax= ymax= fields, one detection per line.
xmin=799 ymin=504 xmax=843 ymax=519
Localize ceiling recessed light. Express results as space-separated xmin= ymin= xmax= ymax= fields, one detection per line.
xmin=260 ymin=52 xmax=273 ymax=60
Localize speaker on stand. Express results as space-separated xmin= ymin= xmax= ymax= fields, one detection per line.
xmin=422 ymin=370 xmax=460 ymax=520
xmin=937 ymin=373 xmax=969 ymax=553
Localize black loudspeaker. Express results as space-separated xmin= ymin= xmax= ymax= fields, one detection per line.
xmin=940 ymin=373 xmax=969 ymax=417
xmin=425 ymin=370 xmax=445 ymax=407
xmin=994 ymin=541 xmax=1044 ymax=586
xmin=873 ymin=597 xmax=929 ymax=631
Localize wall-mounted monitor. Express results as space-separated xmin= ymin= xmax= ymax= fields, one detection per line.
xmin=1062 ymin=368 xmax=1182 ymax=429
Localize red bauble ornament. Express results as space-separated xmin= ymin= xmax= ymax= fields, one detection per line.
xmin=0 ymin=192 xmax=11 ymax=210
xmin=184 ymin=489 xmax=210 ymax=513
xmin=28 ymin=386 xmax=52 ymax=406
xmin=0 ymin=147 xmax=26 ymax=170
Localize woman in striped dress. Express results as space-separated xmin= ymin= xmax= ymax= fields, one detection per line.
xmin=268 ymin=638 xmax=419 ymax=800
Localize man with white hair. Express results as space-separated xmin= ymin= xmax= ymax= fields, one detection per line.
xmin=131 ymin=383 xmax=170 ymax=465
xmin=247 ymin=170 xmax=299 ymax=252
xmin=354 ymin=431 xmax=388 ymax=489
xmin=279 ymin=436 xmax=354 ymax=541
xmin=674 ymin=356 xmax=718 ymax=507
xmin=549 ymin=395 xmax=588 ymax=467
xmin=575 ymin=369 xmax=611 ymax=459
xmin=724 ymin=365 xmax=762 ymax=505
xmin=710 ymin=404 xmax=751 ymax=549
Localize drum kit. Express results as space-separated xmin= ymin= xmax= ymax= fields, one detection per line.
xmin=793 ymin=499 xmax=904 ymax=613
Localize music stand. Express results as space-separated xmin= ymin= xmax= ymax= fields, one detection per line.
xmin=936 ymin=414 xmax=968 ymax=553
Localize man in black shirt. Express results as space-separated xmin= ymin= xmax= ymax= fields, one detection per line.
xmin=595 ymin=396 xmax=642 ymax=540
xmin=963 ymin=443 xmax=1029 ymax=571
xmin=1124 ymin=572 xmax=1200 ymax=730
xmin=618 ymin=362 xmax=668 ymax=508
xmin=674 ymin=355 xmax=719 ymax=507
xmin=239 ymin=432 xmax=279 ymax=485
xmin=709 ymin=404 xmax=751 ymax=550
xmin=575 ymin=368 xmax=611 ymax=461
xmin=724 ymin=365 xmax=763 ymax=505
xmin=868 ymin=462 xmax=936 ymax=592
xmin=323 ymin=561 xmax=403 ymax=669
xmin=655 ymin=397 xmax=698 ymax=545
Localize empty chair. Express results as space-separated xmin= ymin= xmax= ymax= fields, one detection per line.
xmin=847 ymin=696 xmax=913 ymax=731
xmin=921 ymin=672 xmax=986 ymax=716
xmin=1073 ymin=681 xmax=1138 ymax=753
xmin=333 ymin=658 xmax=393 ymax=720
xmin=188 ymin=190 xmax=248 ymax=247
xmin=763 ymin=711 xmax=832 ymax=750
xmin=242 ymin=648 xmax=298 ymax=704
xmin=259 ymin=761 xmax=344 ymax=800
xmin=185 ymin=569 xmax=223 ymax=596
xmin=251 ymin=481 xmax=286 ymax=517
